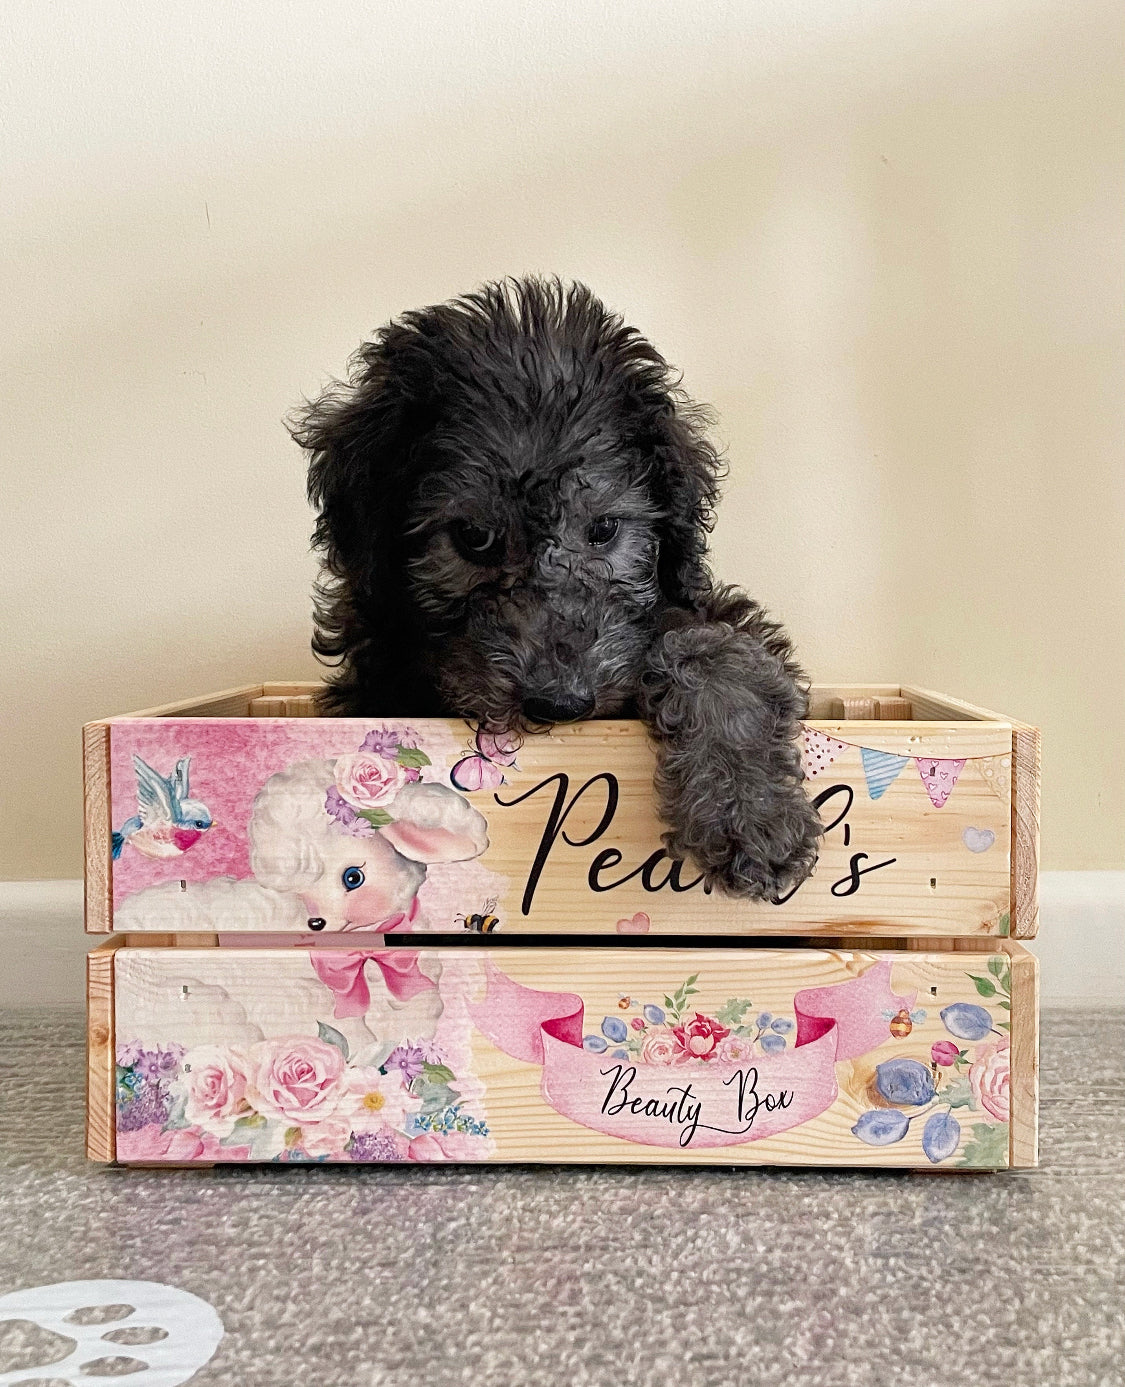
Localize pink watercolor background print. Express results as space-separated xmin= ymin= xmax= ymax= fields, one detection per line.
xmin=110 ymin=719 xmax=483 ymax=930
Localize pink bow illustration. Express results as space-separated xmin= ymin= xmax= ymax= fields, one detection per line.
xmin=310 ymin=949 xmax=434 ymax=1019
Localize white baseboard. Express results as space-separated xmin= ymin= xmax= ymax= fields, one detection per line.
xmin=1027 ymin=872 xmax=1125 ymax=1006
xmin=1 ymin=879 xmax=87 ymax=1009
xmin=0 ymin=874 xmax=1122 ymax=1009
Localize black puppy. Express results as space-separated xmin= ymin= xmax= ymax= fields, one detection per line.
xmin=290 ymin=278 xmax=822 ymax=899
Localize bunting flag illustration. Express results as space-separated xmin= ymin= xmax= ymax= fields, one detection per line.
xmin=801 ymin=727 xmax=849 ymax=779
xmin=973 ymin=754 xmax=1012 ymax=802
xmin=860 ymin=747 xmax=909 ymax=800
xmin=916 ymin=757 xmax=966 ymax=808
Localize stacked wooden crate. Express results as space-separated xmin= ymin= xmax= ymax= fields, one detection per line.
xmin=85 ymin=682 xmax=1038 ymax=1168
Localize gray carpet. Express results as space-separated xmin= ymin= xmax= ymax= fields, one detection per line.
xmin=0 ymin=1007 xmax=1122 ymax=1387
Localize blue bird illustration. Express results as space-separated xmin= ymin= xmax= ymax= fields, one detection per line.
xmin=112 ymin=754 xmax=213 ymax=860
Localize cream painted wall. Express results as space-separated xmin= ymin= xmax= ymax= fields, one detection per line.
xmin=2 ymin=0 xmax=1121 ymax=879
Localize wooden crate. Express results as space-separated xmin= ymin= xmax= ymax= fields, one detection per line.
xmin=84 ymin=681 xmax=1039 ymax=940
xmin=88 ymin=938 xmax=1037 ymax=1169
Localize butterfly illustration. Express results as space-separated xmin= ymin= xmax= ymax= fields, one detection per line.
xmin=450 ymin=727 xmax=521 ymax=792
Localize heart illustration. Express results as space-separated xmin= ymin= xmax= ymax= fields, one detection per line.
xmin=962 ymin=826 xmax=996 ymax=853
xmin=616 ymin=911 xmax=651 ymax=934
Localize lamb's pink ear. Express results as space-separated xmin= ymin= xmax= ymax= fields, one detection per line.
xmin=380 ymin=783 xmax=489 ymax=864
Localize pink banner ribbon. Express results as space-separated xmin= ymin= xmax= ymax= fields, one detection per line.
xmin=469 ymin=961 xmax=912 ymax=1149
xmin=310 ymin=948 xmax=435 ymax=1018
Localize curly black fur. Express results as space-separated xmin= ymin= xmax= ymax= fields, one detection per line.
xmin=290 ymin=277 xmax=822 ymax=899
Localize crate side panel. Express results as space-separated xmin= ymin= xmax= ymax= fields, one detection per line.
xmin=105 ymin=717 xmax=1012 ymax=936
xmin=112 ymin=946 xmax=1014 ymax=1167
xmin=83 ymin=722 xmax=114 ymax=934
xmin=87 ymin=943 xmax=117 ymax=1161
xmin=1010 ymin=725 xmax=1041 ymax=939
xmin=1006 ymin=943 xmax=1039 ymax=1167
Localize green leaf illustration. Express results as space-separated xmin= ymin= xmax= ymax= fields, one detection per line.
xmin=396 ymin=747 xmax=432 ymax=769
xmin=164 ymin=1095 xmax=189 ymax=1130
xmin=418 ymin=1082 xmax=460 ymax=1116
xmin=284 ymin=1126 xmax=304 ymax=1149
xmin=422 ymin=1061 xmax=456 ymax=1086
xmin=223 ymin=1112 xmax=273 ymax=1155
xmin=987 ymin=957 xmax=1005 ymax=978
xmin=317 ymin=1020 xmax=351 ymax=1060
xmin=939 ymin=1076 xmax=974 ymax=1109
xmin=997 ymin=912 xmax=1011 ymax=937
xmin=957 ymin=1122 xmax=1009 ymax=1168
xmin=969 ymin=974 xmax=997 ymax=998
xmin=998 ymin=999 xmax=1011 ymax=1010
xmin=358 ymin=806 xmax=393 ymax=828
xmin=229 ymin=1113 xmax=267 ymax=1134
xmin=715 ymin=997 xmax=754 ymax=1026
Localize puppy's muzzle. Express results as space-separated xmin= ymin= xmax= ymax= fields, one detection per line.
xmin=521 ymin=692 xmax=596 ymax=724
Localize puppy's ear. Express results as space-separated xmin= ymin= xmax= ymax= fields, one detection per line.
xmin=289 ymin=325 xmax=434 ymax=597
xmin=651 ymin=404 xmax=723 ymax=607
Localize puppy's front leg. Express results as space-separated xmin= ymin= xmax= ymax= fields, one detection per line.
xmin=636 ymin=600 xmax=823 ymax=901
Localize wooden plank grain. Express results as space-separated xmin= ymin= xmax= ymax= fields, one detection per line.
xmin=1005 ymin=941 xmax=1040 ymax=1168
xmin=103 ymin=713 xmax=1013 ymax=937
xmin=1010 ymin=723 xmax=1041 ymax=939
xmin=113 ymin=945 xmax=1018 ymax=1168
xmin=86 ymin=941 xmax=119 ymax=1161
xmin=82 ymin=721 xmax=113 ymax=934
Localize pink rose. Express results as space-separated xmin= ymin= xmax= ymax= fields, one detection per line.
xmin=931 ymin=1040 xmax=961 ymax=1068
xmin=630 ymin=1017 xmax=647 ymax=1032
xmin=969 ymin=1038 xmax=1011 ymax=1122
xmin=181 ymin=1045 xmax=250 ymax=1136
xmin=245 ymin=1036 xmax=346 ymax=1125
xmin=407 ymin=1133 xmax=446 ymax=1161
xmin=289 ymin=1115 xmax=353 ymax=1159
xmin=639 ymin=1030 xmax=686 ymax=1066
xmin=672 ymin=1013 xmax=731 ymax=1060
xmin=426 ymin=1131 xmax=490 ymax=1161
xmin=116 ymin=1124 xmax=250 ymax=1163
xmin=716 ymin=1034 xmax=755 ymax=1064
xmin=334 ymin=752 xmax=409 ymax=810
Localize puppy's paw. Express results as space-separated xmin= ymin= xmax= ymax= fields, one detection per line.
xmin=664 ymin=777 xmax=823 ymax=902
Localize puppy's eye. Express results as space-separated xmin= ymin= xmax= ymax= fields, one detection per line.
xmin=342 ymin=866 xmax=365 ymax=891
xmin=587 ymin=516 xmax=620 ymax=547
xmin=452 ymin=521 xmax=500 ymax=561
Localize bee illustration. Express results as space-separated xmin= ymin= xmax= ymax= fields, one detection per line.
xmin=617 ymin=994 xmax=635 ymax=1010
xmin=882 ymin=1005 xmax=928 ymax=1038
xmin=458 ymin=898 xmax=500 ymax=933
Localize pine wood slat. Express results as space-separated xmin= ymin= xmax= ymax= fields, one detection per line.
xmin=108 ymin=944 xmax=1028 ymax=1168
xmin=83 ymin=721 xmax=113 ymax=934
xmin=86 ymin=941 xmax=119 ymax=1161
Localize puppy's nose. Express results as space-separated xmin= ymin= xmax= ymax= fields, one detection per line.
xmin=522 ymin=692 xmax=596 ymax=724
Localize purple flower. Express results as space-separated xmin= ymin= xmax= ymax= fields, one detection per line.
xmin=360 ymin=727 xmax=401 ymax=757
xmin=384 ymin=1044 xmax=427 ymax=1086
xmin=136 ymin=1051 xmax=170 ymax=1084
xmin=349 ymin=1130 xmax=403 ymax=1162
xmin=117 ymin=1040 xmax=143 ymax=1068
xmin=325 ymin=786 xmax=376 ymax=836
xmin=116 ymin=1084 xmax=172 ymax=1132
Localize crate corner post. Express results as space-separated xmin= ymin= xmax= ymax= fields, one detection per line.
xmin=82 ymin=720 xmax=114 ymax=935
xmin=86 ymin=941 xmax=119 ymax=1162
